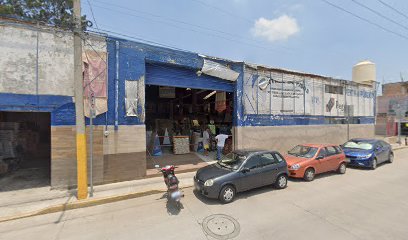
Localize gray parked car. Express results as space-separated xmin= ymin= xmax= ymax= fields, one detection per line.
xmin=194 ymin=150 xmax=289 ymax=203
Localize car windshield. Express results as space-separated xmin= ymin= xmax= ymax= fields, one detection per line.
xmin=343 ymin=141 xmax=373 ymax=150
xmin=218 ymin=153 xmax=247 ymax=170
xmin=288 ymin=145 xmax=318 ymax=158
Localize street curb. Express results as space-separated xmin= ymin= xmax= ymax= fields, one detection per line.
xmin=393 ymin=146 xmax=408 ymax=151
xmin=0 ymin=185 xmax=194 ymax=223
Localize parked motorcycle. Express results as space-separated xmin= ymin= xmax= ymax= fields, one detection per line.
xmin=156 ymin=165 xmax=183 ymax=207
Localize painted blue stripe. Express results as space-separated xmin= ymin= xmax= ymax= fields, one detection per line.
xmin=0 ymin=93 xmax=72 ymax=112
xmin=242 ymin=114 xmax=375 ymax=126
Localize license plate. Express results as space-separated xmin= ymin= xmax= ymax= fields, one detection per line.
xmin=194 ymin=182 xmax=201 ymax=191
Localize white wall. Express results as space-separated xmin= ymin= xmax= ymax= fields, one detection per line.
xmin=234 ymin=124 xmax=375 ymax=153
xmin=242 ymin=66 xmax=375 ymax=117
xmin=0 ymin=22 xmax=106 ymax=97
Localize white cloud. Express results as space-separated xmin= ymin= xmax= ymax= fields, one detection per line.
xmin=251 ymin=15 xmax=299 ymax=42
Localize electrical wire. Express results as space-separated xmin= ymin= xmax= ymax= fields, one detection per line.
xmin=377 ymin=0 xmax=408 ymax=20
xmin=88 ymin=26 xmax=200 ymax=55
xmin=86 ymin=0 xmax=100 ymax=30
xmin=82 ymin=35 xmax=234 ymax=87
xmin=321 ymin=0 xmax=408 ymax=41
xmin=83 ymin=36 xmax=107 ymax=65
xmin=88 ymin=1 xmax=291 ymax=54
xmin=92 ymin=0 xmax=248 ymax=40
xmin=189 ymin=0 xmax=254 ymax=24
xmin=88 ymin=23 xmax=209 ymax=63
xmin=89 ymin=24 xmax=285 ymax=67
xmin=351 ymin=0 xmax=408 ymax=31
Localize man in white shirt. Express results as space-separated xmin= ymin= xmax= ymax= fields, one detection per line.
xmin=215 ymin=132 xmax=229 ymax=160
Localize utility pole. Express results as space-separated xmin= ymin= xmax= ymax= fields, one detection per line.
xmin=397 ymin=103 xmax=402 ymax=145
xmin=73 ymin=0 xmax=88 ymax=200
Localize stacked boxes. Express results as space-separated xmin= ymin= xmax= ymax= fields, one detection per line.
xmin=173 ymin=136 xmax=190 ymax=154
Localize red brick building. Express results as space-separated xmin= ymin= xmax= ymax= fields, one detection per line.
xmin=376 ymin=82 xmax=408 ymax=136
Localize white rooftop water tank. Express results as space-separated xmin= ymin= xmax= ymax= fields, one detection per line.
xmin=352 ymin=60 xmax=376 ymax=86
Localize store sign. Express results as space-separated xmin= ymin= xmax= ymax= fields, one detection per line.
xmin=159 ymin=86 xmax=176 ymax=98
xmin=243 ymin=69 xmax=375 ymax=117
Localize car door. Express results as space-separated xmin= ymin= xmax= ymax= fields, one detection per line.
xmin=334 ymin=145 xmax=346 ymax=166
xmin=375 ymin=141 xmax=388 ymax=163
xmin=325 ymin=146 xmax=341 ymax=171
xmin=237 ymin=155 xmax=263 ymax=191
xmin=314 ymin=148 xmax=329 ymax=174
xmin=258 ymin=152 xmax=280 ymax=186
xmin=272 ymin=152 xmax=288 ymax=173
xmin=380 ymin=141 xmax=392 ymax=162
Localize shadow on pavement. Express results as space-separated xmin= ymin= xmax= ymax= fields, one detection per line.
xmin=158 ymin=193 xmax=184 ymax=216
xmin=166 ymin=200 xmax=183 ymax=215
xmin=347 ymin=161 xmax=390 ymax=170
xmin=193 ymin=185 xmax=279 ymax=205
xmin=287 ymin=171 xmax=342 ymax=182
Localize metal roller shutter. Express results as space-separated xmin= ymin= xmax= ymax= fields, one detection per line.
xmin=145 ymin=63 xmax=234 ymax=92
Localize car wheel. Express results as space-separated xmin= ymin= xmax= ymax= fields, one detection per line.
xmin=338 ymin=163 xmax=346 ymax=174
xmin=371 ymin=158 xmax=377 ymax=170
xmin=388 ymin=153 xmax=394 ymax=163
xmin=303 ymin=168 xmax=315 ymax=181
xmin=274 ymin=174 xmax=288 ymax=189
xmin=219 ymin=185 xmax=236 ymax=204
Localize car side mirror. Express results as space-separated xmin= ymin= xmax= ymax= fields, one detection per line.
xmin=241 ymin=167 xmax=250 ymax=173
xmin=316 ymin=156 xmax=324 ymax=160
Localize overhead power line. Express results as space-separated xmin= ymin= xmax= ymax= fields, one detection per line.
xmin=321 ymin=0 xmax=408 ymax=41
xmin=351 ymin=0 xmax=408 ymax=31
xmin=377 ymin=0 xmax=408 ymax=20
xmin=87 ymin=4 xmax=291 ymax=54
xmin=190 ymin=0 xmax=254 ymax=24
xmin=86 ymin=0 xmax=99 ymax=30
xmin=90 ymin=0 xmax=292 ymax=53
xmin=88 ymin=26 xmax=197 ymax=54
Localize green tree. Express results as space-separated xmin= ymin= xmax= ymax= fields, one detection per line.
xmin=0 ymin=0 xmax=90 ymax=30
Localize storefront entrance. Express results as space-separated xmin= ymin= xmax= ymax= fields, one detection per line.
xmin=144 ymin=63 xmax=235 ymax=174
xmin=0 ymin=111 xmax=51 ymax=191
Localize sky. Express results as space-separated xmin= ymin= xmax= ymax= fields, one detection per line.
xmin=82 ymin=0 xmax=408 ymax=84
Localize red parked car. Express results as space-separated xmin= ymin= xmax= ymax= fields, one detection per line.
xmin=284 ymin=144 xmax=347 ymax=181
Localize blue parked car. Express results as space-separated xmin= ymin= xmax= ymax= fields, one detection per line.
xmin=342 ymin=139 xmax=393 ymax=170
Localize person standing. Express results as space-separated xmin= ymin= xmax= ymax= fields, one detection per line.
xmin=208 ymin=120 xmax=216 ymax=135
xmin=215 ymin=132 xmax=229 ymax=160
xmin=202 ymin=128 xmax=210 ymax=156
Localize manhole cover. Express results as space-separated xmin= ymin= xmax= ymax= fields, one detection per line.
xmin=202 ymin=214 xmax=240 ymax=240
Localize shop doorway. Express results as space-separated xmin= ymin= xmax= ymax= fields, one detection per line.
xmin=144 ymin=85 xmax=234 ymax=175
xmin=0 ymin=111 xmax=51 ymax=191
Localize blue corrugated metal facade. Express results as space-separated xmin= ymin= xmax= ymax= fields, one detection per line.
xmin=145 ymin=63 xmax=235 ymax=92
xmin=0 ymin=33 xmax=375 ymax=127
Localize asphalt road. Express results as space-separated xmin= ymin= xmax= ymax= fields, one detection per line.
xmin=1 ymin=148 xmax=407 ymax=240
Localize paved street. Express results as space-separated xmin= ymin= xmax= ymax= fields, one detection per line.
xmin=1 ymin=148 xmax=407 ymax=240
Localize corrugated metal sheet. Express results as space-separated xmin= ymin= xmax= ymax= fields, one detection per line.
xmin=145 ymin=63 xmax=234 ymax=92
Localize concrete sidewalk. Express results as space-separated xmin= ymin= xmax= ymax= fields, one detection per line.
xmin=391 ymin=143 xmax=408 ymax=151
xmin=0 ymin=170 xmax=198 ymax=222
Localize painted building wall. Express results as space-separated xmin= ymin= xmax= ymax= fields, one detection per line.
xmin=241 ymin=65 xmax=375 ymax=124
xmin=0 ymin=21 xmax=109 ymax=188
xmin=1 ymin=20 xmax=378 ymax=188
xmin=103 ymin=37 xmax=243 ymax=183
xmin=375 ymin=82 xmax=408 ymax=135
xmin=233 ymin=64 xmax=376 ymax=152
